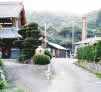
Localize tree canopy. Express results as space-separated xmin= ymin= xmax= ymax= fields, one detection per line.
xmin=16 ymin=22 xmax=42 ymax=62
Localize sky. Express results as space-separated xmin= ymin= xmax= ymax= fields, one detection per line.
xmin=1 ymin=0 xmax=101 ymax=15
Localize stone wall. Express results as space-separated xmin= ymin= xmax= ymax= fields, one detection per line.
xmin=78 ymin=61 xmax=101 ymax=73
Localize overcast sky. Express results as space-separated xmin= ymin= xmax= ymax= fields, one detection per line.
xmin=1 ymin=0 xmax=101 ymax=15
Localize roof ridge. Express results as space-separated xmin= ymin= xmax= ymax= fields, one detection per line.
xmin=0 ymin=1 xmax=22 ymax=5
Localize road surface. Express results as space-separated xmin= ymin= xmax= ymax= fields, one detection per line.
xmin=4 ymin=58 xmax=101 ymax=92
xmin=4 ymin=60 xmax=49 ymax=92
xmin=48 ymin=58 xmax=101 ymax=92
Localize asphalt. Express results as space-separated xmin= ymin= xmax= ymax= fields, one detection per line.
xmin=4 ymin=60 xmax=49 ymax=92
xmin=4 ymin=58 xmax=101 ymax=92
xmin=48 ymin=58 xmax=101 ymax=92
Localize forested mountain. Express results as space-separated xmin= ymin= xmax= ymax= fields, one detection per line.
xmin=25 ymin=9 xmax=100 ymax=48
xmin=26 ymin=10 xmax=81 ymax=28
xmin=86 ymin=11 xmax=98 ymax=29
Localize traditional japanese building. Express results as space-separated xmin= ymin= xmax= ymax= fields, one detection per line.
xmin=47 ymin=42 xmax=68 ymax=58
xmin=0 ymin=1 xmax=26 ymax=28
xmin=0 ymin=0 xmax=26 ymax=58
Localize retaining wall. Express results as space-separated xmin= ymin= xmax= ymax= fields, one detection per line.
xmin=78 ymin=61 xmax=101 ymax=73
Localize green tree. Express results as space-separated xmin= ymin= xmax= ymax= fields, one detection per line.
xmin=16 ymin=22 xmax=42 ymax=62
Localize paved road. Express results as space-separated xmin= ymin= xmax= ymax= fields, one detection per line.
xmin=48 ymin=58 xmax=101 ymax=92
xmin=4 ymin=58 xmax=101 ymax=92
xmin=4 ymin=60 xmax=49 ymax=92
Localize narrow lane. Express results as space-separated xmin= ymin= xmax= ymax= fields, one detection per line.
xmin=48 ymin=58 xmax=101 ymax=92
xmin=4 ymin=59 xmax=101 ymax=92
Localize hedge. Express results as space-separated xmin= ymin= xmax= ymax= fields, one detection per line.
xmin=77 ymin=41 xmax=101 ymax=62
xmin=33 ymin=54 xmax=50 ymax=65
xmin=44 ymin=49 xmax=52 ymax=59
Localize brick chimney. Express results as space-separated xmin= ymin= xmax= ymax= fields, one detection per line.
xmin=82 ymin=16 xmax=87 ymax=41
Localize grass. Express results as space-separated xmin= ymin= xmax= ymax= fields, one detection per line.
xmin=73 ymin=61 xmax=78 ymax=65
xmin=13 ymin=88 xmax=25 ymax=92
xmin=74 ymin=61 xmax=101 ymax=79
xmin=96 ymin=72 xmax=101 ymax=78
xmin=0 ymin=88 xmax=25 ymax=92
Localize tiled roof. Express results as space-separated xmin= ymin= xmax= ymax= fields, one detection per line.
xmin=0 ymin=1 xmax=23 ymax=17
xmin=48 ymin=42 xmax=67 ymax=50
xmin=75 ymin=37 xmax=101 ymax=45
xmin=0 ymin=28 xmax=22 ymax=38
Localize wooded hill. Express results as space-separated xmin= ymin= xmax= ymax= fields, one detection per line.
xmin=25 ymin=10 xmax=100 ymax=48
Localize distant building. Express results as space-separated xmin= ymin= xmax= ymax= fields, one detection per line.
xmin=42 ymin=35 xmax=71 ymax=57
xmin=74 ymin=37 xmax=101 ymax=45
xmin=0 ymin=1 xmax=26 ymax=58
xmin=47 ymin=42 xmax=68 ymax=57
xmin=42 ymin=39 xmax=70 ymax=58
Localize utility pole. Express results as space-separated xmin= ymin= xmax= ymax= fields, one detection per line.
xmin=72 ymin=21 xmax=74 ymax=54
xmin=44 ymin=24 xmax=47 ymax=48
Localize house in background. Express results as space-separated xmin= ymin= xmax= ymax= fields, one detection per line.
xmin=47 ymin=42 xmax=70 ymax=58
xmin=0 ymin=1 xmax=26 ymax=59
xmin=74 ymin=37 xmax=101 ymax=45
xmin=42 ymin=36 xmax=70 ymax=58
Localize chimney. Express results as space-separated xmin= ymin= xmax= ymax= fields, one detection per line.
xmin=82 ymin=16 xmax=87 ymax=41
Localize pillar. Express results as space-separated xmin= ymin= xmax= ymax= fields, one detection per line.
xmin=82 ymin=16 xmax=87 ymax=41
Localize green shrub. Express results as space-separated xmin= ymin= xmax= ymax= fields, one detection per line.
xmin=33 ymin=54 xmax=50 ymax=65
xmin=44 ymin=49 xmax=52 ymax=59
xmin=0 ymin=58 xmax=10 ymax=91
xmin=0 ymin=58 xmax=4 ymax=70
xmin=96 ymin=41 xmax=101 ymax=61
xmin=77 ymin=41 xmax=101 ymax=62
xmin=0 ymin=58 xmax=3 ymax=67
xmin=96 ymin=72 xmax=101 ymax=78
xmin=0 ymin=80 xmax=10 ymax=90
xmin=0 ymin=80 xmax=6 ymax=90
xmin=18 ymin=55 xmax=26 ymax=64
xmin=77 ymin=45 xmax=96 ymax=61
